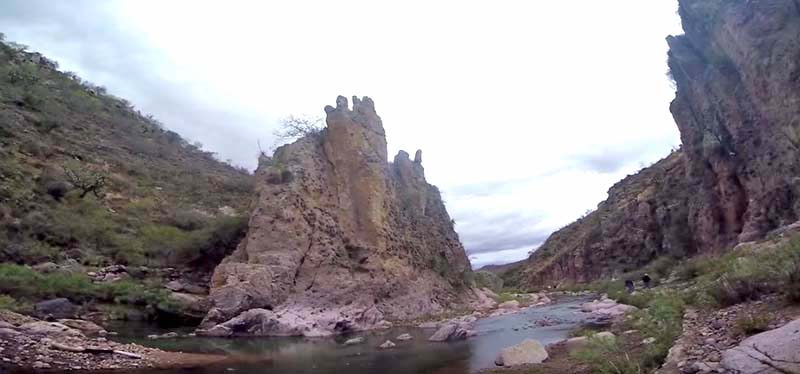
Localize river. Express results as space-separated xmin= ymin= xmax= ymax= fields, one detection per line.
xmin=98 ymin=295 xmax=594 ymax=374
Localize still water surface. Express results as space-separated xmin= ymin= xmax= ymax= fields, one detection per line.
xmin=106 ymin=296 xmax=594 ymax=374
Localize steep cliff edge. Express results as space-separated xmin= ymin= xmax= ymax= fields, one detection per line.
xmin=511 ymin=0 xmax=800 ymax=287
xmin=200 ymin=96 xmax=473 ymax=336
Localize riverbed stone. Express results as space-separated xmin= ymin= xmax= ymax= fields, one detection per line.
xmin=34 ymin=298 xmax=78 ymax=319
xmin=57 ymin=319 xmax=104 ymax=335
xmin=495 ymin=339 xmax=548 ymax=367
xmin=379 ymin=340 xmax=396 ymax=349
xmin=19 ymin=321 xmax=83 ymax=338
xmin=428 ymin=323 xmax=471 ymax=342
xmin=344 ymin=337 xmax=365 ymax=345
xmin=396 ymin=333 xmax=413 ymax=341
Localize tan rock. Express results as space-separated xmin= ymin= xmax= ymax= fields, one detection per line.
xmin=495 ymin=339 xmax=548 ymax=367
xmin=205 ymin=96 xmax=472 ymax=336
xmin=57 ymin=319 xmax=104 ymax=335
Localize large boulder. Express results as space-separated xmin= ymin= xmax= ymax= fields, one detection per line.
xmin=720 ymin=319 xmax=800 ymax=373
xmin=34 ymin=298 xmax=78 ymax=319
xmin=495 ymin=339 xmax=549 ymax=367
xmin=580 ymin=300 xmax=618 ymax=313
xmin=428 ymin=322 xmax=472 ymax=342
xmin=19 ymin=321 xmax=83 ymax=338
xmin=57 ymin=319 xmax=104 ymax=335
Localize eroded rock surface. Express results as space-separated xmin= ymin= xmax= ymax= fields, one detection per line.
xmin=202 ymin=96 xmax=472 ymax=336
xmin=511 ymin=0 xmax=800 ymax=287
xmin=721 ymin=319 xmax=800 ymax=374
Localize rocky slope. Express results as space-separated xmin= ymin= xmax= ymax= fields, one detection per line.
xmin=511 ymin=0 xmax=800 ymax=287
xmin=200 ymin=96 xmax=474 ymax=337
xmin=0 ymin=38 xmax=252 ymax=322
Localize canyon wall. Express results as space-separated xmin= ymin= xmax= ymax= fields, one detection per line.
xmin=512 ymin=0 xmax=800 ymax=287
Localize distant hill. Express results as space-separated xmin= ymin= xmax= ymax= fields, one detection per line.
xmin=0 ymin=36 xmax=254 ymax=270
xmin=476 ymin=260 xmax=524 ymax=275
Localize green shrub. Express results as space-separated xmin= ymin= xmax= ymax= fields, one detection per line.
xmin=572 ymin=334 xmax=641 ymax=374
xmin=708 ymin=274 xmax=776 ymax=306
xmin=626 ymin=292 xmax=685 ymax=369
xmin=473 ymin=270 xmax=504 ymax=292
xmin=0 ymin=295 xmax=29 ymax=312
xmin=0 ymin=263 xmax=173 ymax=311
xmin=735 ymin=313 xmax=771 ymax=336
xmin=494 ymin=292 xmax=519 ymax=303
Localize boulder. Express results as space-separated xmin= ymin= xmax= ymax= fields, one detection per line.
xmin=428 ymin=323 xmax=471 ymax=342
xmin=379 ymin=340 xmax=396 ymax=349
xmin=498 ymin=300 xmax=520 ymax=309
xmin=580 ymin=300 xmax=618 ymax=313
xmin=396 ymin=333 xmax=413 ymax=341
xmin=592 ymin=304 xmax=638 ymax=317
xmin=32 ymin=262 xmax=58 ymax=273
xmin=0 ymin=328 xmax=20 ymax=338
xmin=34 ymin=298 xmax=78 ymax=319
xmin=494 ymin=339 xmax=548 ymax=367
xmin=19 ymin=321 xmax=83 ymax=338
xmin=344 ymin=337 xmax=365 ymax=345
xmin=147 ymin=332 xmax=179 ymax=339
xmin=57 ymin=319 xmax=104 ymax=335
xmin=720 ymin=319 xmax=800 ymax=373
xmin=168 ymin=292 xmax=210 ymax=319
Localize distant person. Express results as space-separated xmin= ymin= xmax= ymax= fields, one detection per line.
xmin=625 ymin=279 xmax=635 ymax=294
xmin=642 ymin=273 xmax=652 ymax=289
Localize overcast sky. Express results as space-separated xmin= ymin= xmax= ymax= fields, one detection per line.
xmin=1 ymin=1 xmax=684 ymax=269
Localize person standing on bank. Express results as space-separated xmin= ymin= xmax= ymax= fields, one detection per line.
xmin=625 ymin=279 xmax=635 ymax=293
xmin=642 ymin=273 xmax=652 ymax=289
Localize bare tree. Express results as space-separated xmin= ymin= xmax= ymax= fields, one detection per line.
xmin=64 ymin=165 xmax=107 ymax=199
xmin=273 ymin=115 xmax=323 ymax=141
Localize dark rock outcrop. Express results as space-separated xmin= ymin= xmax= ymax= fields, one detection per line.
xmin=512 ymin=0 xmax=800 ymax=287
xmin=201 ymin=96 xmax=472 ymax=336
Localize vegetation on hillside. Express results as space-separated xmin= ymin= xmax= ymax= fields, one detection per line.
xmin=0 ymin=37 xmax=253 ymax=269
xmin=558 ymin=235 xmax=800 ymax=373
xmin=0 ymin=263 xmax=177 ymax=316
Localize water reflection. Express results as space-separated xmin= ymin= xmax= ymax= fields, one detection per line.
xmin=22 ymin=296 xmax=593 ymax=374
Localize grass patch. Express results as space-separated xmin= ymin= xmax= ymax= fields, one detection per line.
xmin=572 ymin=334 xmax=642 ymax=374
xmin=573 ymin=292 xmax=685 ymax=372
xmin=493 ymin=292 xmax=523 ymax=303
xmin=0 ymin=263 xmax=176 ymax=313
xmin=734 ymin=313 xmax=771 ymax=336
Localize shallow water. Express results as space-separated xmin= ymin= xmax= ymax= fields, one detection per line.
xmin=103 ymin=295 xmax=594 ymax=374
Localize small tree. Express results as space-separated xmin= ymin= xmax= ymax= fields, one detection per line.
xmin=64 ymin=165 xmax=108 ymax=199
xmin=273 ymin=115 xmax=323 ymax=141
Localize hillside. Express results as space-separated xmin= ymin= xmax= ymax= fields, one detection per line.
xmin=508 ymin=0 xmax=800 ymax=288
xmin=0 ymin=37 xmax=253 ymax=317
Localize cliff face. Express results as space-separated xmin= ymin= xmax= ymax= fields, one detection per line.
xmin=510 ymin=151 xmax=690 ymax=286
xmin=513 ymin=0 xmax=800 ymax=287
xmin=201 ymin=96 xmax=472 ymax=336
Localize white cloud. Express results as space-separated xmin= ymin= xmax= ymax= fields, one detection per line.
xmin=1 ymin=0 xmax=684 ymax=266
